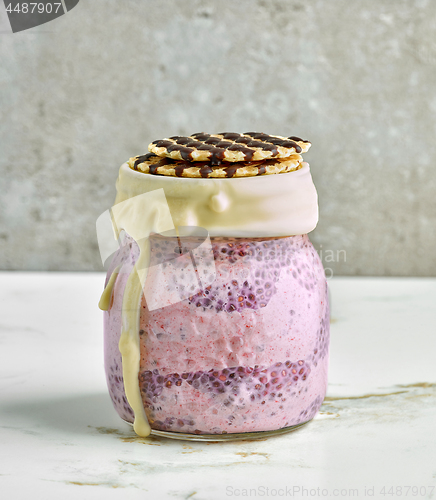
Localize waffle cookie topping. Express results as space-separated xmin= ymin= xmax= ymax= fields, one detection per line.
xmin=128 ymin=153 xmax=304 ymax=178
xmin=129 ymin=132 xmax=311 ymax=178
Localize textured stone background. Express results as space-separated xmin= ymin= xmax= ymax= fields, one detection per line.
xmin=1 ymin=0 xmax=435 ymax=275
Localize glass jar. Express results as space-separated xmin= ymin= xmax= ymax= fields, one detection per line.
xmin=103 ymin=230 xmax=329 ymax=440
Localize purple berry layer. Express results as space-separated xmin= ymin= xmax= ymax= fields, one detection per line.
xmin=103 ymin=233 xmax=330 ymax=435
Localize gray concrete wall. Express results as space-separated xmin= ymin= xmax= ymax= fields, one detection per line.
xmin=1 ymin=0 xmax=435 ymax=276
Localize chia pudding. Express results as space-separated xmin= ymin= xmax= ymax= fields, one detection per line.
xmin=104 ymin=233 xmax=329 ymax=436
xmin=101 ymin=132 xmax=330 ymax=439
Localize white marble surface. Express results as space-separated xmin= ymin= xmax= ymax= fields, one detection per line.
xmin=0 ymin=273 xmax=435 ymax=500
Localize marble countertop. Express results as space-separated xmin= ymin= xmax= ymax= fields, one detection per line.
xmin=0 ymin=273 xmax=435 ymax=500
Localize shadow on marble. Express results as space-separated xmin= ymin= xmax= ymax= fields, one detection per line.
xmin=0 ymin=392 xmax=312 ymax=449
xmin=0 ymin=393 xmax=136 ymax=438
xmin=2 ymin=383 xmax=435 ymax=444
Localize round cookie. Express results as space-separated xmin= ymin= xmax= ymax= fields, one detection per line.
xmin=148 ymin=132 xmax=311 ymax=164
xmin=128 ymin=153 xmax=304 ymax=178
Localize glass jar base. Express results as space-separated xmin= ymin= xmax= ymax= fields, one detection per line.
xmin=124 ymin=419 xmax=312 ymax=442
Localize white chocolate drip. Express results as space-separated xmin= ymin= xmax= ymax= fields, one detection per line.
xmin=119 ymin=255 xmax=151 ymax=437
xmin=98 ymin=266 xmax=120 ymax=311
xmin=109 ymin=189 xmax=175 ymax=437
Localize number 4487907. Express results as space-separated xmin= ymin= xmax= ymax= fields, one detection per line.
xmin=5 ymin=3 xmax=62 ymax=14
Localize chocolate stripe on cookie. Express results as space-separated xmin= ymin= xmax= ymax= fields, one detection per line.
xmin=129 ymin=153 xmax=304 ymax=179
xmin=148 ymin=132 xmax=310 ymax=163
xmin=133 ymin=153 xmax=157 ymax=170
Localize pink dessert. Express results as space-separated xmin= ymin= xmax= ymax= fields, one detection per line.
xmin=104 ymin=232 xmax=329 ymax=435
xmin=101 ymin=131 xmax=329 ymax=438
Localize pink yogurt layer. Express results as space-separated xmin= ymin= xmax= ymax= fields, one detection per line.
xmin=104 ymin=234 xmax=329 ymax=435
